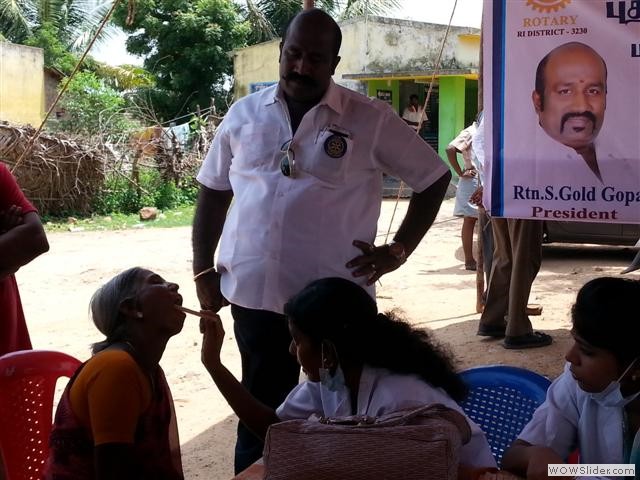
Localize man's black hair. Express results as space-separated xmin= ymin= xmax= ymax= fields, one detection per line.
xmin=281 ymin=8 xmax=342 ymax=57
xmin=534 ymin=42 xmax=607 ymax=111
xmin=409 ymin=94 xmax=419 ymax=101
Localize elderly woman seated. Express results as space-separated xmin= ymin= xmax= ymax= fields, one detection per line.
xmin=42 ymin=267 xmax=186 ymax=479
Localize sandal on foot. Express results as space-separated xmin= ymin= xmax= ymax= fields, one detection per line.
xmin=477 ymin=325 xmax=506 ymax=338
xmin=465 ymin=261 xmax=477 ymax=271
xmin=503 ymin=331 xmax=552 ymax=349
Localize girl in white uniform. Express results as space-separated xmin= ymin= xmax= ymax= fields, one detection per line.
xmin=200 ymin=277 xmax=496 ymax=473
xmin=502 ymin=277 xmax=640 ymax=480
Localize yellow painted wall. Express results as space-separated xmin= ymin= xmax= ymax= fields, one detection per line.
xmin=0 ymin=42 xmax=45 ymax=126
xmin=233 ymin=39 xmax=280 ymax=99
xmin=456 ymin=34 xmax=481 ymax=66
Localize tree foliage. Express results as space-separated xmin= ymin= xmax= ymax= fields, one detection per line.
xmin=112 ymin=0 xmax=249 ymax=121
xmin=51 ymin=71 xmax=139 ymax=139
xmin=23 ymin=22 xmax=78 ymax=74
xmin=243 ymin=0 xmax=401 ymax=45
xmin=0 ymin=0 xmax=117 ymax=51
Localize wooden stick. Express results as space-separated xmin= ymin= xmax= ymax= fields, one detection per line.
xmin=174 ymin=305 xmax=207 ymax=318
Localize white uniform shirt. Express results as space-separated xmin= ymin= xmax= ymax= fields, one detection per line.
xmin=471 ymin=118 xmax=485 ymax=186
xmin=276 ymin=365 xmax=497 ymax=468
xmin=526 ymin=125 xmax=637 ymax=187
xmin=198 ymin=81 xmax=448 ymax=313
xmin=401 ymin=106 xmax=428 ymax=131
xmin=519 ymin=363 xmax=628 ymax=472
xmin=448 ymin=124 xmax=477 ymax=169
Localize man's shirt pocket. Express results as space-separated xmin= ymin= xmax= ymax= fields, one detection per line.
xmin=302 ymin=129 xmax=353 ymax=187
xmin=230 ymin=123 xmax=274 ymax=169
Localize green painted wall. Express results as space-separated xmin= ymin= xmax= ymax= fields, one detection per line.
xmin=438 ymin=77 xmax=479 ymax=178
xmin=367 ymin=80 xmax=400 ymax=114
xmin=437 ymin=76 xmax=466 ymax=165
xmin=465 ymin=79 xmax=479 ymax=127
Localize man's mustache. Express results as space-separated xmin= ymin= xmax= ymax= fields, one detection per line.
xmin=284 ymin=72 xmax=316 ymax=87
xmin=560 ymin=111 xmax=597 ymax=132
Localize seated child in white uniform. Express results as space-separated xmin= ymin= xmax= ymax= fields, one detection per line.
xmin=502 ymin=277 xmax=640 ymax=480
xmin=200 ymin=277 xmax=496 ymax=472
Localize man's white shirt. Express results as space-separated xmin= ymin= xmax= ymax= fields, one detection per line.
xmin=401 ymin=106 xmax=428 ymax=131
xmin=197 ymin=81 xmax=448 ymax=313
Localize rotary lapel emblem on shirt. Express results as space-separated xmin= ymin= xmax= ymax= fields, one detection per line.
xmin=324 ymin=134 xmax=347 ymax=158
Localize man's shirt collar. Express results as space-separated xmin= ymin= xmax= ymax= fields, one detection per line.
xmin=267 ymin=79 xmax=343 ymax=114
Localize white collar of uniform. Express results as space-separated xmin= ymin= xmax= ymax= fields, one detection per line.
xmin=266 ymin=79 xmax=343 ymax=115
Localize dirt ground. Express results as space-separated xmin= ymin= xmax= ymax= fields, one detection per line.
xmin=17 ymin=198 xmax=639 ymax=479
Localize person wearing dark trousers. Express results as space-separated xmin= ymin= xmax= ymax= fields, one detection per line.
xmin=191 ymin=9 xmax=451 ymax=473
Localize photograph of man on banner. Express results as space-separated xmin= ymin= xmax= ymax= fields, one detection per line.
xmin=483 ymin=0 xmax=640 ymax=224
xmin=532 ymin=42 xmax=608 ymax=182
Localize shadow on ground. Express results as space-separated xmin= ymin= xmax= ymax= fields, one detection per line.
xmin=428 ymin=318 xmax=572 ymax=380
xmin=181 ymin=413 xmax=238 ymax=479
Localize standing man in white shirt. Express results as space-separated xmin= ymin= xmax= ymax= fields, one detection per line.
xmin=401 ymin=94 xmax=428 ymax=132
xmin=191 ymin=8 xmax=451 ymax=473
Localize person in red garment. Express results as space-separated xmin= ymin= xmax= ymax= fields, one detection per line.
xmin=0 ymin=163 xmax=49 ymax=355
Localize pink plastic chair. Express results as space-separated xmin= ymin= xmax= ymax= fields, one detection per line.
xmin=0 ymin=350 xmax=81 ymax=480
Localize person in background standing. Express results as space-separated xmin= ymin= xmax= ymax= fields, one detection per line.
xmin=402 ymin=94 xmax=428 ymax=133
xmin=446 ymin=122 xmax=479 ymax=271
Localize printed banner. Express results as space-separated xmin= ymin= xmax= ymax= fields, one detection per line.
xmin=483 ymin=0 xmax=640 ymax=223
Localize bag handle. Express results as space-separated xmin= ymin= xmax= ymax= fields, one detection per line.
xmin=318 ymin=403 xmax=471 ymax=441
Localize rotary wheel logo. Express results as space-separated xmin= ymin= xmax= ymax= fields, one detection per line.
xmin=526 ymin=0 xmax=572 ymax=13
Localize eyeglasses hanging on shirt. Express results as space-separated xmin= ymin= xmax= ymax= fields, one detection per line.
xmin=280 ymin=139 xmax=296 ymax=178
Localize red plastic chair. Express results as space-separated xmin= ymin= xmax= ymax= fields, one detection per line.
xmin=0 ymin=350 xmax=81 ymax=480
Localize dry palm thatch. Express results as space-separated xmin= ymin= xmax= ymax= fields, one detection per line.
xmin=0 ymin=122 xmax=104 ymax=215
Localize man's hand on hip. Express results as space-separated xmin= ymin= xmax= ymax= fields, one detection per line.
xmin=346 ymin=239 xmax=406 ymax=286
xmin=195 ymin=270 xmax=229 ymax=312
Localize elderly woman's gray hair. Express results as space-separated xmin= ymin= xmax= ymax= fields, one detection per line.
xmin=90 ymin=267 xmax=145 ymax=353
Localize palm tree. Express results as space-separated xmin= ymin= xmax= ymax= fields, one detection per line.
xmin=0 ymin=0 xmax=116 ymax=51
xmin=244 ymin=0 xmax=400 ymax=45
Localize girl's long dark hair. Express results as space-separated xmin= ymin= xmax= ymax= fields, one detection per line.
xmin=284 ymin=277 xmax=468 ymax=401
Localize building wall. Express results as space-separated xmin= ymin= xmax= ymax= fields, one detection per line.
xmin=0 ymin=42 xmax=45 ymax=126
xmin=233 ymin=39 xmax=280 ymax=99
xmin=367 ymin=79 xmax=400 ymax=112
xmin=438 ymin=77 xmax=479 ymax=174
xmin=343 ymin=17 xmax=478 ymax=75
xmin=232 ymin=16 xmax=479 ymax=100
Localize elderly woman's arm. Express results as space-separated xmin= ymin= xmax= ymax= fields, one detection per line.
xmin=200 ymin=313 xmax=281 ymax=439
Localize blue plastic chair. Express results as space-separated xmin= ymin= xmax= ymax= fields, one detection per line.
xmin=459 ymin=365 xmax=551 ymax=466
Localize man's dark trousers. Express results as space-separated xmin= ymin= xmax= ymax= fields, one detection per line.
xmin=231 ymin=304 xmax=301 ymax=474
